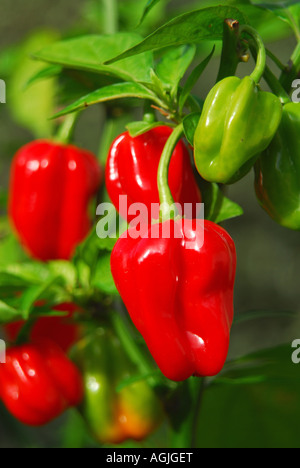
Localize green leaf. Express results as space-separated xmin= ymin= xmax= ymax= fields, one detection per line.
xmin=96 ymin=236 xmax=118 ymax=253
xmin=179 ymin=46 xmax=215 ymax=113
xmin=264 ymin=3 xmax=300 ymax=29
xmin=105 ymin=6 xmax=249 ymax=64
xmin=52 ymin=82 xmax=159 ymax=118
xmin=139 ymin=0 xmax=165 ymax=25
xmin=197 ymin=345 xmax=300 ymax=448
xmin=183 ymin=112 xmax=202 ymax=146
xmin=92 ymin=254 xmax=118 ymax=296
xmin=156 ymin=45 xmax=196 ymax=94
xmin=256 ymin=1 xmax=300 ymax=9
xmin=34 ymin=33 xmax=153 ymax=83
xmin=0 ymin=263 xmax=50 ymax=286
xmin=8 ymin=30 xmax=58 ymax=138
xmin=218 ymin=345 xmax=300 ymax=384
xmin=0 ymin=219 xmax=28 ymax=268
xmin=200 ymin=181 xmax=244 ymax=223
xmin=0 ymin=301 xmax=22 ymax=324
xmin=48 ymin=261 xmax=77 ymax=289
xmin=234 ymin=309 xmax=297 ymax=325
xmin=19 ymin=277 xmax=65 ymax=319
xmin=25 ymin=65 xmax=62 ymax=88
xmin=116 ymin=371 xmax=162 ymax=392
xmin=126 ymin=121 xmax=172 ymax=137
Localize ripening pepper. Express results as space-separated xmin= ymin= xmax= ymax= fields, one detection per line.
xmin=0 ymin=339 xmax=83 ymax=426
xmin=111 ymin=219 xmax=236 ymax=382
xmin=4 ymin=303 xmax=80 ymax=352
xmin=194 ymin=76 xmax=283 ymax=184
xmin=105 ymin=126 xmax=201 ymax=223
xmin=74 ymin=329 xmax=163 ymax=445
xmin=9 ymin=140 xmax=102 ymax=261
xmin=255 ymin=102 xmax=300 ymax=230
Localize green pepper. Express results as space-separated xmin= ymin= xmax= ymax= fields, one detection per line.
xmin=73 ymin=328 xmax=163 ymax=445
xmin=194 ymin=75 xmax=283 ymax=184
xmin=255 ymin=102 xmax=300 ymax=230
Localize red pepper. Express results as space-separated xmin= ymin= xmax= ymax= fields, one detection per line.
xmin=9 ymin=140 xmax=102 ymax=261
xmin=111 ymin=219 xmax=236 ymax=382
xmin=105 ymin=126 xmax=201 ymax=223
xmin=5 ymin=303 xmax=80 ymax=352
xmin=0 ymin=339 xmax=83 ymax=426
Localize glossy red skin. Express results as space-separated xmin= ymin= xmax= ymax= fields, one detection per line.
xmin=0 ymin=339 xmax=83 ymax=426
xmin=5 ymin=303 xmax=79 ymax=352
xmin=105 ymin=127 xmax=201 ymax=223
xmin=111 ymin=220 xmax=236 ymax=382
xmin=9 ymin=140 xmax=102 ymax=261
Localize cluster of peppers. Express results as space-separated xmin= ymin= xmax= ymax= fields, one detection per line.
xmin=1 ymin=18 xmax=299 ymax=443
xmin=193 ymin=25 xmax=300 ymax=230
xmin=1 ymin=137 xmax=163 ymax=442
xmin=1 ymin=139 xmax=103 ymax=427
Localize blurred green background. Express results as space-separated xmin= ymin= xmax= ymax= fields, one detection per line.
xmin=0 ymin=0 xmax=299 ymax=448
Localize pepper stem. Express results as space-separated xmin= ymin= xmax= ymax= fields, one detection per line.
xmin=217 ymin=19 xmax=241 ymax=83
xmin=168 ymin=377 xmax=204 ymax=448
xmin=158 ymin=123 xmax=184 ymax=222
xmin=250 ymin=45 xmax=291 ymax=105
xmin=240 ymin=25 xmax=266 ymax=84
xmin=54 ymin=112 xmax=79 ymax=145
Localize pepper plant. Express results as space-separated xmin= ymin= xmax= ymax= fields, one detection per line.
xmin=0 ymin=0 xmax=300 ymax=449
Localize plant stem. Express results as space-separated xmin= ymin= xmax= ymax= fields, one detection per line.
xmin=158 ymin=123 xmax=184 ymax=222
xmin=250 ymin=46 xmax=291 ymax=104
xmin=102 ymin=0 xmax=118 ymax=35
xmin=280 ymin=41 xmax=300 ymax=92
xmin=217 ymin=19 xmax=241 ymax=82
xmin=191 ymin=378 xmax=205 ymax=448
xmin=168 ymin=377 xmax=204 ymax=448
xmin=54 ymin=112 xmax=79 ymax=145
xmin=286 ymin=9 xmax=300 ymax=43
xmin=264 ymin=66 xmax=291 ymax=104
xmin=266 ymin=49 xmax=286 ymax=72
xmin=110 ymin=309 xmax=157 ymax=386
xmin=240 ymin=25 xmax=266 ymax=84
xmin=98 ymin=108 xmax=132 ymax=164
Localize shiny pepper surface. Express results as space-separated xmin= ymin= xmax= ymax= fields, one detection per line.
xmin=9 ymin=140 xmax=102 ymax=261
xmin=0 ymin=339 xmax=83 ymax=426
xmin=106 ymin=126 xmax=201 ymax=223
xmin=194 ymin=76 xmax=283 ymax=184
xmin=111 ymin=220 xmax=236 ymax=382
xmin=74 ymin=329 xmax=163 ymax=444
xmin=255 ymin=102 xmax=300 ymax=230
xmin=5 ymin=303 xmax=80 ymax=352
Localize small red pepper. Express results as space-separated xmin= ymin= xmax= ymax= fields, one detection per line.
xmin=105 ymin=126 xmax=201 ymax=223
xmin=4 ymin=303 xmax=80 ymax=352
xmin=111 ymin=219 xmax=236 ymax=382
xmin=0 ymin=339 xmax=83 ymax=426
xmin=9 ymin=140 xmax=102 ymax=261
